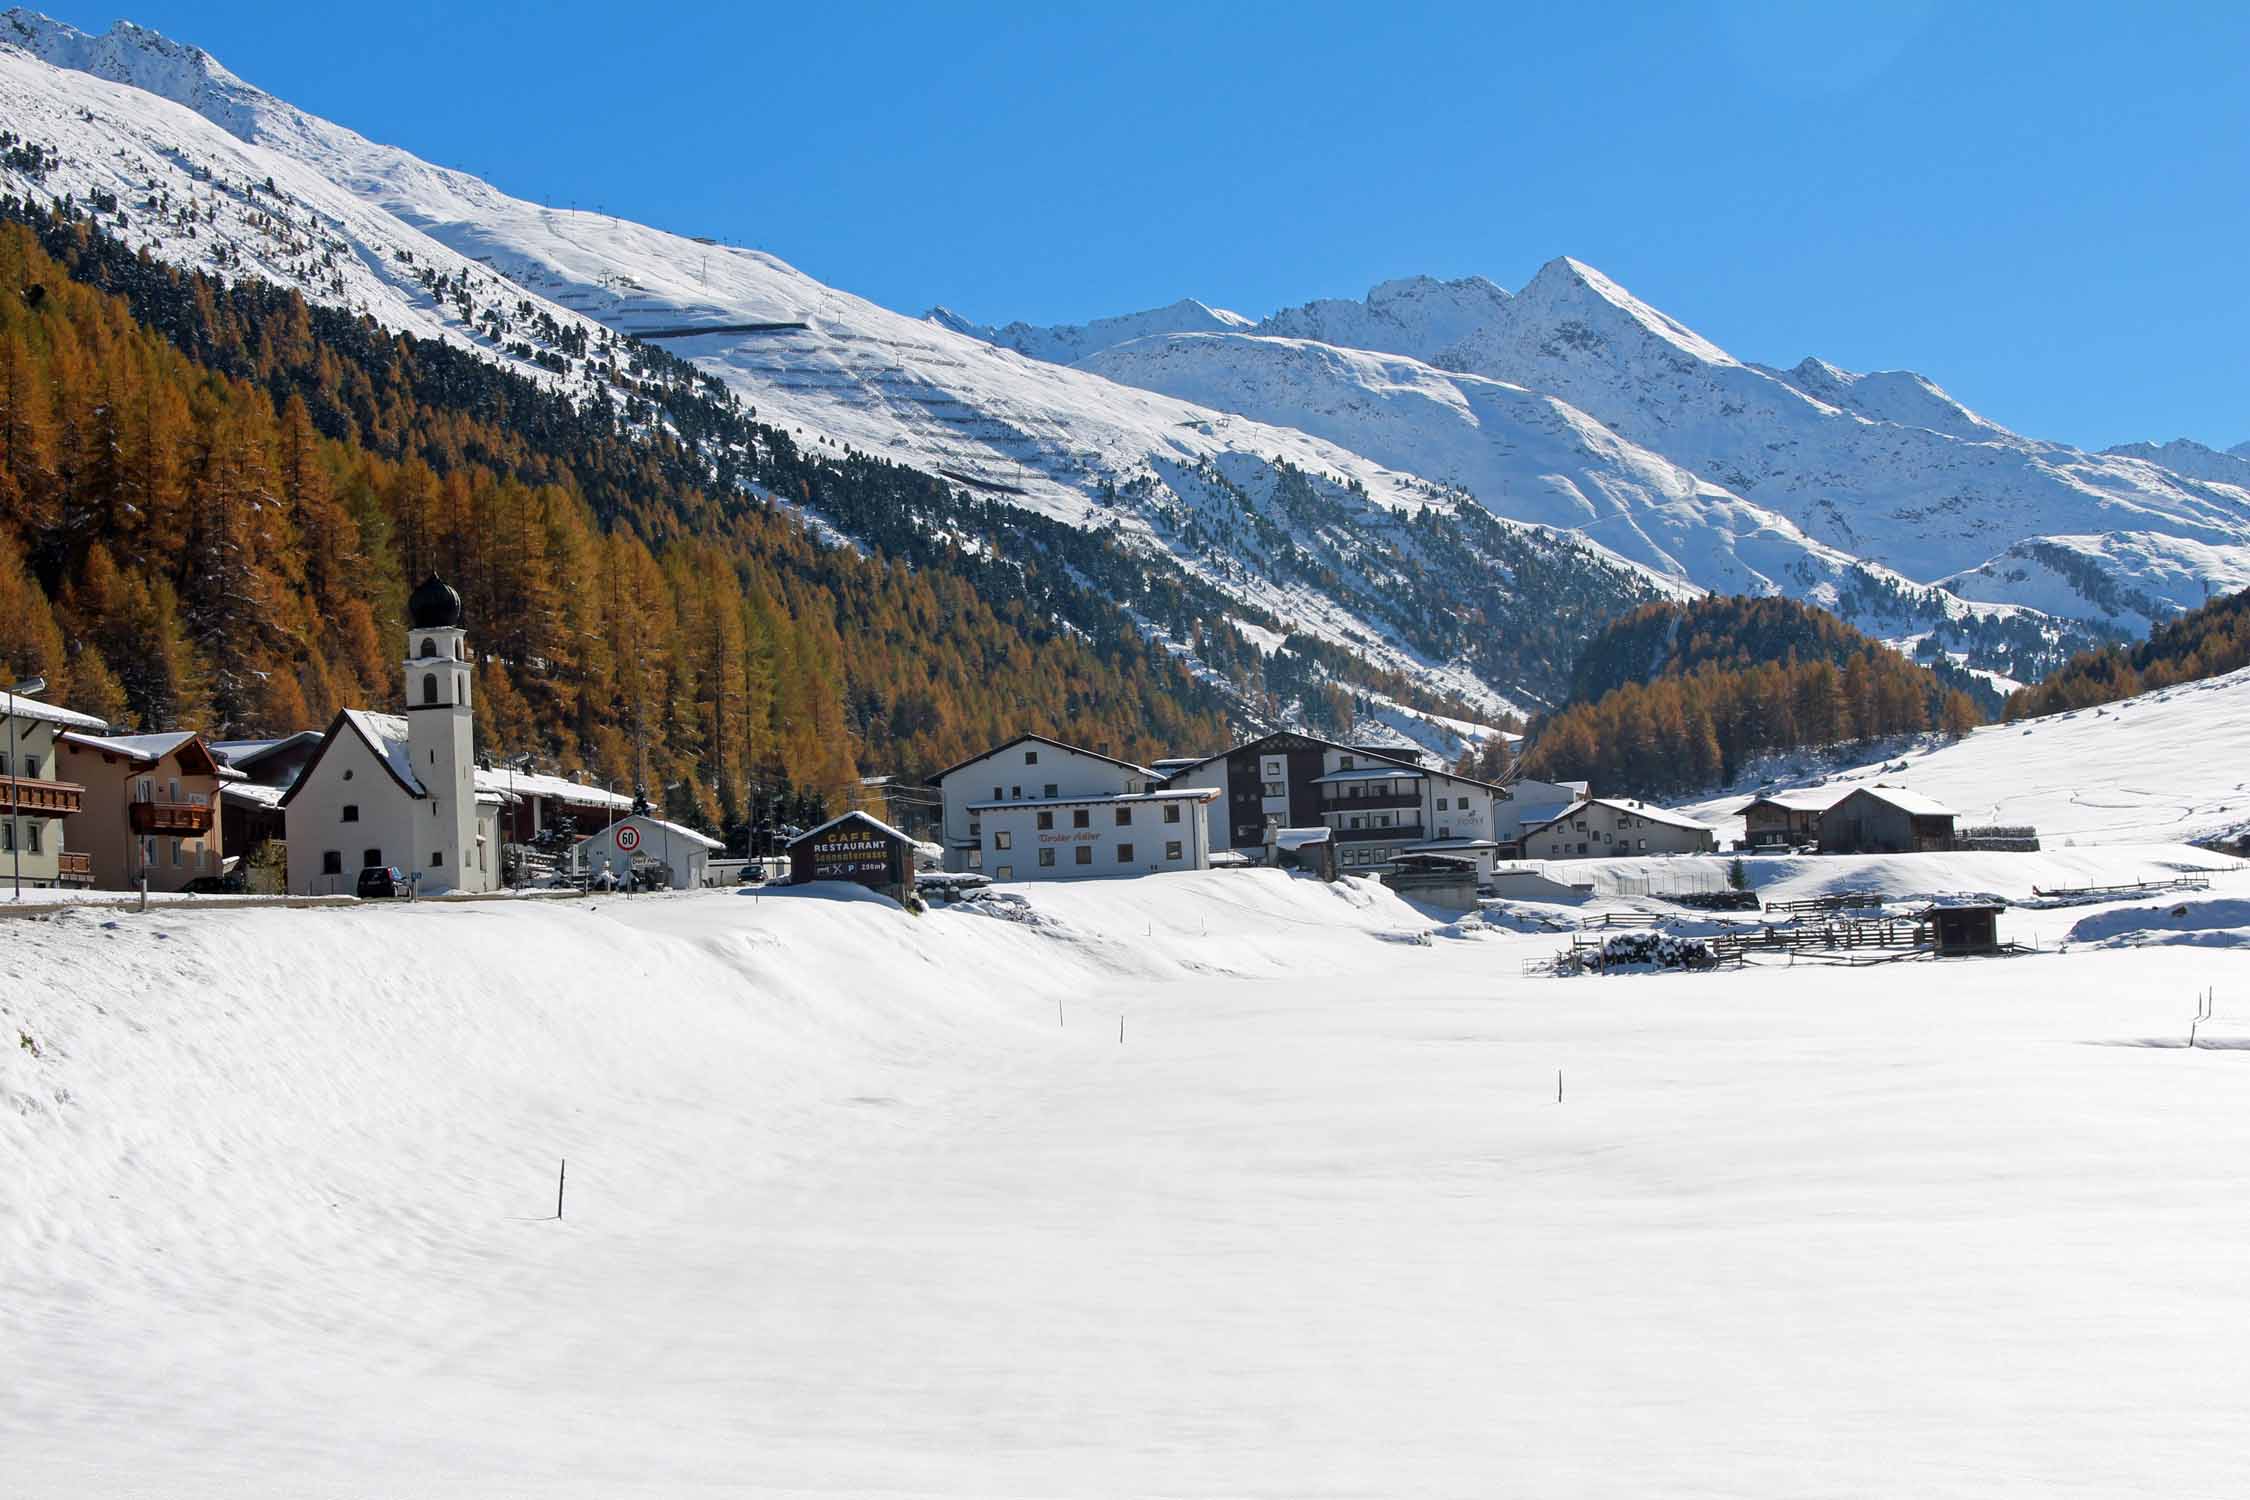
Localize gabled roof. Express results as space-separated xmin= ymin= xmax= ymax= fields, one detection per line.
xmin=473 ymin=766 xmax=635 ymax=809
xmin=923 ymin=732 xmax=1154 ymax=787
xmin=1829 ymin=785 xmax=1958 ymax=819
xmin=575 ymin=813 xmax=723 ymax=851
xmin=787 ymin=809 xmax=915 ymax=848
xmin=60 ymin=729 xmax=231 ymax=778
xmin=277 ymin=710 xmax=427 ymax=809
xmin=209 ymin=730 xmax=326 ymax=769
xmin=1737 ymin=786 xmax=1847 ymax=815
xmin=1160 ymin=729 xmax=1453 ymax=783
xmin=1519 ymin=797 xmax=1714 ymax=836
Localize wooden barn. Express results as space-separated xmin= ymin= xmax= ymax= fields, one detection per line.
xmin=1817 ymin=786 xmax=1957 ymax=855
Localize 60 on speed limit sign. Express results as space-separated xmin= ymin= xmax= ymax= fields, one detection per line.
xmin=614 ymin=823 xmax=640 ymax=852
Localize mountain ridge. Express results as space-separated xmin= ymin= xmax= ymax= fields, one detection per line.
xmin=3 ymin=9 xmax=2241 ymax=712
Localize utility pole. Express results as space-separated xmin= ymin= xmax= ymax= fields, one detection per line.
xmin=5 ymin=676 xmax=47 ymax=903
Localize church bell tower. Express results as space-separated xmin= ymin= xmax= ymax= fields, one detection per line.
xmin=404 ymin=574 xmax=477 ymax=892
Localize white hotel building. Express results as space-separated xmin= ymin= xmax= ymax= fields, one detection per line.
xmin=926 ymin=733 xmax=1218 ymax=881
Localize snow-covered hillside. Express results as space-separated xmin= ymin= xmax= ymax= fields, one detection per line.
xmin=0 ymin=11 xmax=1690 ymax=726
xmin=1085 ymin=329 xmax=1963 ymax=607
xmin=968 ymin=255 xmax=2250 ymax=639
xmin=1677 ymin=663 xmax=2250 ymax=848
xmin=927 ymin=297 xmax=1252 ymax=364
xmin=6 ymin=7 xmax=2245 ymax=703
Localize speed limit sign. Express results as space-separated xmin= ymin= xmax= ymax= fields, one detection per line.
xmin=614 ymin=824 xmax=641 ymax=852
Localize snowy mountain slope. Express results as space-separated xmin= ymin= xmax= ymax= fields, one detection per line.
xmin=925 ymin=297 xmax=1251 ymax=364
xmin=2101 ymin=437 xmax=2250 ymax=488
xmin=0 ymin=34 xmax=610 ymax=399
xmin=1251 ymin=272 xmax=1516 ymax=362
xmin=1426 ymin=257 xmax=2250 ymax=612
xmin=1757 ymin=356 xmax=2007 ymax=441
xmin=9 ymin=9 xmax=2233 ymax=696
xmin=1940 ymin=530 xmax=2250 ymax=629
xmin=1085 ymin=330 xmax=1870 ymax=593
xmin=999 ymin=255 xmax=2250 ymax=635
xmin=0 ymin=13 xmax=1688 ymax=723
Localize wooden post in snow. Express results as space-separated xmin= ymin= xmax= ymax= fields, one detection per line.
xmin=557 ymin=1158 xmax=567 ymax=1221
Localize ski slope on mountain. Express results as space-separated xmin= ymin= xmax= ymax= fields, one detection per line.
xmin=1677 ymin=663 xmax=2250 ymax=848
xmin=9 ymin=861 xmax=2250 ymax=1496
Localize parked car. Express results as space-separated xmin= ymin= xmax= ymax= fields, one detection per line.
xmin=181 ymin=873 xmax=246 ymax=896
xmin=356 ymin=865 xmax=409 ymax=899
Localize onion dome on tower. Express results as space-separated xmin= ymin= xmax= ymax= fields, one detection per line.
xmin=408 ymin=574 xmax=463 ymax=629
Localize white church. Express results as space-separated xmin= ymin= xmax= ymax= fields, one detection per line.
xmin=281 ymin=575 xmax=503 ymax=896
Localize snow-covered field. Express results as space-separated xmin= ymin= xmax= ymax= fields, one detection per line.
xmin=8 ymin=860 xmax=2250 ymax=1497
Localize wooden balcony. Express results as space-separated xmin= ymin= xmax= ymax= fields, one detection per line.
xmin=0 ymin=774 xmax=83 ymax=815
xmin=56 ymin=850 xmax=91 ymax=884
xmin=130 ymin=795 xmax=214 ymax=835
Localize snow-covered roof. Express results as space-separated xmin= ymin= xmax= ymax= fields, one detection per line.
xmin=0 ymin=693 xmax=107 ymax=731
xmin=62 ymin=729 xmax=194 ymax=761
xmin=1208 ymin=850 xmax=1255 ymax=867
xmin=1596 ymin=798 xmax=1715 ymax=832
xmin=1739 ymin=786 xmax=1846 ymax=814
xmin=1273 ymin=827 xmax=1332 ymax=849
xmin=1312 ymin=766 xmax=1425 ymax=785
xmin=60 ymin=729 xmax=237 ymax=776
xmin=1508 ymin=801 xmax=1578 ymax=831
xmin=1837 ymin=785 xmax=1958 ymax=819
xmin=966 ymin=787 xmax=1220 ymax=811
xmin=787 ymin=809 xmax=915 ymax=848
xmin=1403 ymin=837 xmax=1500 ymax=853
xmin=473 ymin=767 xmax=635 ymax=809
xmin=1520 ymin=798 xmax=1714 ymax=835
xmin=924 ymin=733 xmax=1156 ymax=787
xmin=342 ymin=710 xmax=427 ymax=796
xmin=574 ymin=813 xmax=723 ymax=851
xmin=220 ymin=781 xmax=286 ymax=808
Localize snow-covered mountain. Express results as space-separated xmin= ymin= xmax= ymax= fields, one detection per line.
xmin=0 ymin=10 xmax=1693 ymax=731
xmin=954 ymin=252 xmax=2250 ymax=640
xmin=4 ymin=8 xmax=2242 ymax=720
xmin=2102 ymin=438 xmax=2250 ymax=489
xmin=926 ymin=298 xmax=1252 ymax=365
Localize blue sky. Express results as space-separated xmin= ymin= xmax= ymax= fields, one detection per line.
xmin=36 ymin=1 xmax=2250 ymax=449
